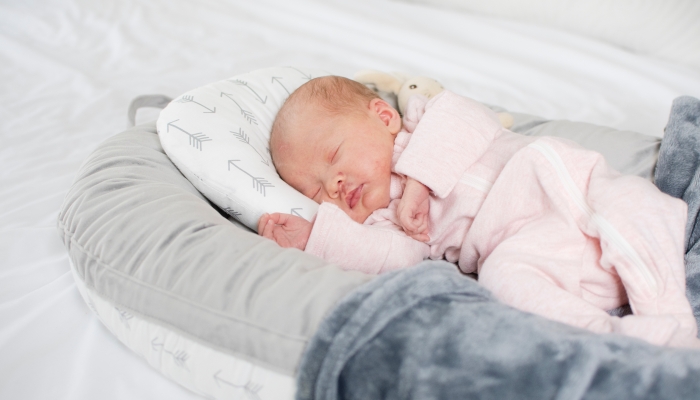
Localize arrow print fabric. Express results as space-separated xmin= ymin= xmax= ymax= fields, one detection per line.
xmin=231 ymin=128 xmax=271 ymax=166
xmin=220 ymin=92 xmax=258 ymax=125
xmin=151 ymin=337 xmax=190 ymax=370
xmin=228 ymin=160 xmax=274 ymax=197
xmin=231 ymin=79 xmax=268 ymax=104
xmin=212 ymin=369 xmax=262 ymax=400
xmin=158 ymin=67 xmax=329 ymax=229
xmin=177 ymin=95 xmax=217 ymax=113
xmin=166 ymin=119 xmax=212 ymax=151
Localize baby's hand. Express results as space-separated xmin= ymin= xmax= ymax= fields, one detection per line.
xmin=397 ymin=178 xmax=430 ymax=242
xmin=257 ymin=213 xmax=313 ymax=250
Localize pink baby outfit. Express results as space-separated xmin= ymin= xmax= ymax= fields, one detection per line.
xmin=304 ymin=91 xmax=699 ymax=348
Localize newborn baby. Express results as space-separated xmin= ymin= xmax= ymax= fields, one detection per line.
xmin=259 ymin=75 xmax=699 ymax=348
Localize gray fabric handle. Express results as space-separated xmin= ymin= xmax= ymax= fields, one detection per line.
xmin=127 ymin=94 xmax=172 ymax=128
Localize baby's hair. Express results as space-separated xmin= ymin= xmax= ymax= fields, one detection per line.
xmin=270 ymin=76 xmax=380 ymax=162
xmin=278 ymin=75 xmax=379 ymax=117
xmin=295 ymin=75 xmax=380 ymax=115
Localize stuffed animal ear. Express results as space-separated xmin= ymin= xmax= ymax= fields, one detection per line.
xmin=497 ymin=112 xmax=514 ymax=129
xmin=353 ymin=70 xmax=404 ymax=95
xmin=389 ymin=71 xmax=413 ymax=83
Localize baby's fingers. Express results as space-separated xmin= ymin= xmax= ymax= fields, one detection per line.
xmin=398 ymin=209 xmax=418 ymax=231
xmin=414 ymin=213 xmax=429 ymax=235
xmin=409 ymin=232 xmax=430 ymax=243
xmin=261 ymin=219 xmax=276 ymax=240
xmin=404 ymin=212 xmax=428 ymax=234
xmin=257 ymin=213 xmax=270 ymax=235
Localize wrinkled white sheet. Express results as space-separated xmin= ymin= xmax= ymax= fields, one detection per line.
xmin=1 ymin=0 xmax=699 ymax=399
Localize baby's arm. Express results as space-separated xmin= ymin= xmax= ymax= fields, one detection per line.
xmin=258 ymin=204 xmax=430 ymax=274
xmin=395 ymin=91 xmax=502 ymax=198
xmin=305 ymin=203 xmax=431 ymax=274
xmin=394 ymin=91 xmax=502 ymax=239
xmin=257 ymin=213 xmax=313 ymax=250
xmin=397 ymin=177 xmax=430 ymax=242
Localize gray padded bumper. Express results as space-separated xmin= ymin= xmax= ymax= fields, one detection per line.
xmin=57 ymin=122 xmax=372 ymax=374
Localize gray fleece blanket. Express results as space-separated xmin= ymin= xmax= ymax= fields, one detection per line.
xmin=296 ymin=96 xmax=700 ymax=400
xmin=656 ymin=96 xmax=700 ymax=333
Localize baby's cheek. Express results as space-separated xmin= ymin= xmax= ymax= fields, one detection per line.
xmin=375 ymin=182 xmax=391 ymax=206
xmin=369 ymin=182 xmax=392 ymax=212
xmin=369 ymin=156 xmax=392 ymax=178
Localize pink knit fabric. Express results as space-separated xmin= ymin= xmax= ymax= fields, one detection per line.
xmin=304 ymin=91 xmax=698 ymax=347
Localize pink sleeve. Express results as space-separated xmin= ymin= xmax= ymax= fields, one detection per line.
xmin=304 ymin=202 xmax=431 ymax=274
xmin=394 ymin=91 xmax=502 ymax=198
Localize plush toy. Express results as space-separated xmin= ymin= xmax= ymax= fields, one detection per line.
xmin=354 ymin=70 xmax=514 ymax=129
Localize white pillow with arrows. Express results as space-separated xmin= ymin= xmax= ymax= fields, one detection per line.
xmin=157 ymin=67 xmax=330 ymax=229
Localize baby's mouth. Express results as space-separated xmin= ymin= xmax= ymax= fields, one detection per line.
xmin=346 ymin=184 xmax=363 ymax=209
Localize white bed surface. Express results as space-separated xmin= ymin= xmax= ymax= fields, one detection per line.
xmin=1 ymin=0 xmax=699 ymax=399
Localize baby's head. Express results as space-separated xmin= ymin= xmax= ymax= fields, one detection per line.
xmin=271 ymin=76 xmax=402 ymax=223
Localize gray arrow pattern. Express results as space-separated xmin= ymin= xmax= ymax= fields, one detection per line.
xmin=177 ymin=95 xmax=216 ymax=113
xmin=85 ymin=297 xmax=97 ymax=313
xmin=151 ymin=337 xmax=190 ymax=370
xmin=213 ymin=370 xmax=262 ymax=400
xmin=271 ymin=76 xmax=289 ymax=95
xmin=167 ymin=120 xmax=212 ymax=151
xmin=115 ymin=307 xmax=133 ymax=329
xmin=227 ymin=160 xmax=274 ymax=196
xmin=223 ymin=207 xmax=242 ymax=218
xmin=220 ymin=92 xmax=258 ymax=125
xmin=231 ymin=128 xmax=270 ymax=166
xmin=167 ymin=71 xmax=323 ymax=206
xmin=231 ymin=79 xmax=268 ymax=104
xmin=286 ymin=66 xmax=313 ymax=80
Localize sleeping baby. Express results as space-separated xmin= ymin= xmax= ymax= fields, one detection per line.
xmin=258 ymin=75 xmax=700 ymax=348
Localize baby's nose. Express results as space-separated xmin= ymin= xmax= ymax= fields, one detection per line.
xmin=326 ymin=173 xmax=345 ymax=198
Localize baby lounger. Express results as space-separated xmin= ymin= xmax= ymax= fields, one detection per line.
xmin=58 ymin=67 xmax=662 ymax=399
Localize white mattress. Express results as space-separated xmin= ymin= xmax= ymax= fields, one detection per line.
xmin=1 ymin=0 xmax=699 ymax=399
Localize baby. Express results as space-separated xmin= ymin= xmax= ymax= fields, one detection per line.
xmin=259 ymin=76 xmax=699 ymax=348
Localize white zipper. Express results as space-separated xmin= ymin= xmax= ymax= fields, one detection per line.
xmin=528 ymin=141 xmax=658 ymax=292
xmin=460 ymin=174 xmax=493 ymax=193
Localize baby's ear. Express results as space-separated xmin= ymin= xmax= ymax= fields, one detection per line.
xmin=370 ymin=98 xmax=402 ymax=134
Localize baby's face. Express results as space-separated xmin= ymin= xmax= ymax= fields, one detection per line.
xmin=274 ymin=99 xmax=402 ymax=223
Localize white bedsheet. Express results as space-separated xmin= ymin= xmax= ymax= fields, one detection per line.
xmin=1 ymin=0 xmax=699 ymax=399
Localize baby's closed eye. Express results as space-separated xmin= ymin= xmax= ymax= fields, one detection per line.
xmin=329 ymin=145 xmax=340 ymax=163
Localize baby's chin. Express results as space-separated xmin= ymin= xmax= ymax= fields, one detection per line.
xmin=347 ymin=207 xmax=371 ymax=224
xmin=346 ymin=202 xmax=377 ymax=224
xmin=353 ymin=193 xmax=391 ymax=223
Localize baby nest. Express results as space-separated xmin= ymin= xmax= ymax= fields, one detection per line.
xmin=58 ymin=67 xmax=663 ymax=399
xmin=57 ymin=119 xmax=372 ymax=399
